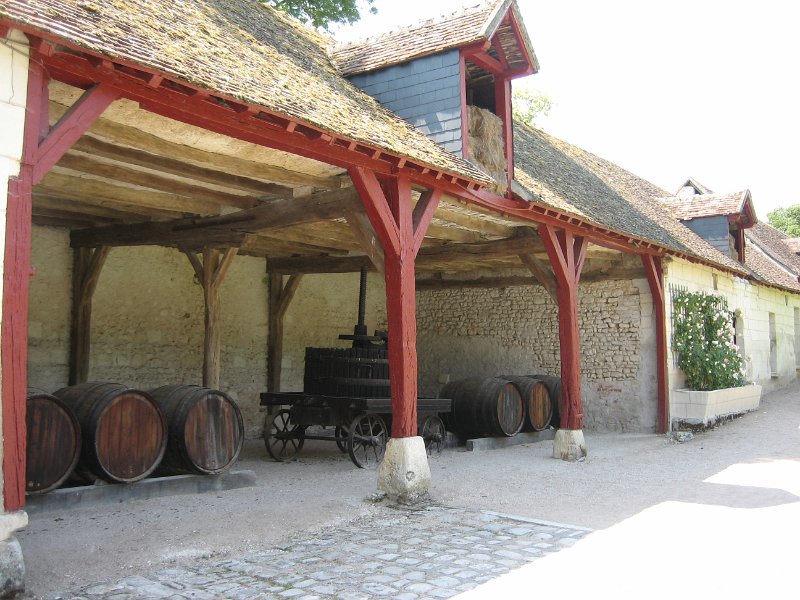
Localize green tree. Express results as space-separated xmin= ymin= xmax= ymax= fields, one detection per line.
xmin=266 ymin=0 xmax=376 ymax=29
xmin=767 ymin=204 xmax=800 ymax=237
xmin=512 ymin=87 xmax=552 ymax=126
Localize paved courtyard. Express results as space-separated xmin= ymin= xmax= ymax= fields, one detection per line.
xmin=42 ymin=507 xmax=588 ymax=599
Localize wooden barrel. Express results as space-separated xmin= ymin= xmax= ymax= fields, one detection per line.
xmin=26 ymin=388 xmax=81 ymax=494
xmin=53 ymin=382 xmax=167 ymax=483
xmin=304 ymin=347 xmax=390 ymax=398
xmin=501 ymin=376 xmax=553 ymax=432
xmin=149 ymin=385 xmax=244 ymax=475
xmin=440 ymin=378 xmax=524 ymax=437
xmin=528 ymin=375 xmax=562 ymax=429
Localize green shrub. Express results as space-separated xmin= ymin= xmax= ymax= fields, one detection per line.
xmin=672 ymin=290 xmax=747 ymax=391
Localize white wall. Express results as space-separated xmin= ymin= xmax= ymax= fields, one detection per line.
xmin=664 ymin=257 xmax=799 ymax=420
xmin=0 ymin=30 xmax=30 ymax=504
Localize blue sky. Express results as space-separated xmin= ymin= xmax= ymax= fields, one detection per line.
xmin=334 ymin=0 xmax=800 ymax=219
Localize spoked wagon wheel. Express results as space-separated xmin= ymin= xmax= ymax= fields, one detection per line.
xmin=334 ymin=425 xmax=349 ymax=453
xmin=264 ymin=409 xmax=305 ymax=461
xmin=421 ymin=415 xmax=446 ymax=454
xmin=347 ymin=413 xmax=387 ymax=469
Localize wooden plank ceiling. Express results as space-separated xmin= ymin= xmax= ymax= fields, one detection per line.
xmin=34 ymin=82 xmax=636 ymax=282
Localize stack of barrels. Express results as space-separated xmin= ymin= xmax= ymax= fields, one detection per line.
xmin=25 ymin=382 xmax=244 ymax=495
xmin=440 ymin=375 xmax=562 ymax=439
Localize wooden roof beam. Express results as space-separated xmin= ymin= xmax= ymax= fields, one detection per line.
xmin=70 ymin=187 xmax=359 ymax=248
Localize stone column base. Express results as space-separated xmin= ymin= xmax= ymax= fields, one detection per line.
xmin=553 ymin=429 xmax=587 ymax=461
xmin=377 ymin=436 xmax=431 ymax=505
xmin=0 ymin=511 xmax=27 ymax=597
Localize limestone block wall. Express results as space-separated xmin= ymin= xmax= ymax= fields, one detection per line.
xmin=664 ymin=258 xmax=800 ymax=398
xmin=416 ymin=277 xmax=659 ymax=433
xmin=0 ymin=29 xmax=30 ymax=515
xmin=27 ymin=227 xmax=389 ymax=436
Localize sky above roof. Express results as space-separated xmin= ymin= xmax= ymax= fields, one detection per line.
xmin=333 ymin=0 xmax=800 ymax=221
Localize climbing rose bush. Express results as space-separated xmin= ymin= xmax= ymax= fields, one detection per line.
xmin=672 ymin=290 xmax=747 ymax=391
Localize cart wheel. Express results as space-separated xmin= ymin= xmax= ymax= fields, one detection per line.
xmin=264 ymin=409 xmax=305 ymax=461
xmin=334 ymin=426 xmax=349 ymax=454
xmin=347 ymin=413 xmax=387 ymax=469
xmin=421 ymin=415 xmax=446 ymax=455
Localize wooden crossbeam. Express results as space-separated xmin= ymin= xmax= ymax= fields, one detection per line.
xmin=70 ymin=187 xmax=359 ymax=248
xmin=56 ymin=153 xmax=260 ymax=210
xmin=50 ymin=100 xmax=343 ymax=190
xmin=71 ymin=135 xmax=294 ymax=197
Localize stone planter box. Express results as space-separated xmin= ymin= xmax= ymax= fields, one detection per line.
xmin=671 ymin=384 xmax=762 ymax=429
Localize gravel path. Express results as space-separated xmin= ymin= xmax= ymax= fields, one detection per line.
xmin=18 ymin=382 xmax=799 ymax=597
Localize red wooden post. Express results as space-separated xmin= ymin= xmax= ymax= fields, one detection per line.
xmin=642 ymin=254 xmax=669 ymax=433
xmin=539 ymin=225 xmax=588 ymax=430
xmin=350 ymin=168 xmax=440 ymax=439
xmin=2 ymin=58 xmax=48 ymax=511
xmin=494 ymin=75 xmax=513 ymax=196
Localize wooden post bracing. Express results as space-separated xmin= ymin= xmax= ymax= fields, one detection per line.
xmin=184 ymin=247 xmax=238 ymax=388
xmin=267 ymin=271 xmax=303 ymax=393
xmin=350 ymin=167 xmax=440 ymax=438
xmin=642 ymin=254 xmax=669 ymax=433
xmin=539 ymin=225 xmax=588 ymax=430
xmin=68 ymin=245 xmax=110 ymax=385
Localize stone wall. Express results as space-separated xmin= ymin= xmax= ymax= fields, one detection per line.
xmin=27 ymin=226 xmax=389 ymax=437
xmin=416 ymin=277 xmax=658 ymax=433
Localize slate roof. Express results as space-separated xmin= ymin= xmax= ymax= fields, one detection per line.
xmin=333 ymin=0 xmax=537 ymax=76
xmin=0 ymin=0 xmax=491 ymax=185
xmin=658 ymin=191 xmax=752 ymax=221
xmin=512 ymin=122 xmax=748 ymax=274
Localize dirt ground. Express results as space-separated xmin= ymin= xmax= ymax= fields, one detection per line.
xmin=18 ymin=382 xmax=800 ymax=597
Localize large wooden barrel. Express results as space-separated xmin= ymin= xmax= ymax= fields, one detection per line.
xmin=26 ymin=388 xmax=81 ymax=494
xmin=501 ymin=376 xmax=553 ymax=432
xmin=440 ymin=378 xmax=524 ymax=437
xmin=53 ymin=382 xmax=167 ymax=483
xmin=149 ymin=385 xmax=244 ymax=475
xmin=528 ymin=375 xmax=562 ymax=429
xmin=304 ymin=347 xmax=390 ymax=398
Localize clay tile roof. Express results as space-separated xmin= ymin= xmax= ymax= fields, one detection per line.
xmin=658 ymin=191 xmax=751 ymax=221
xmin=512 ymin=122 xmax=747 ymax=274
xmin=746 ymin=222 xmax=800 ymax=279
xmin=785 ymin=238 xmax=800 ymax=254
xmin=745 ymin=241 xmax=800 ymax=292
xmin=0 ymin=0 xmax=491 ymax=185
xmin=333 ymin=0 xmax=537 ymax=76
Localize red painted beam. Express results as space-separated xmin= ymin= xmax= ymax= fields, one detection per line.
xmin=2 ymin=59 xmax=47 ymax=512
xmin=352 ymin=171 xmax=420 ymax=438
xmin=33 ymin=82 xmax=119 ymax=185
xmin=464 ymin=50 xmax=506 ymax=76
xmin=539 ymin=225 xmax=585 ymax=430
xmin=642 ymin=255 xmax=668 ymax=433
xmin=411 ymin=188 xmax=442 ymax=256
xmin=494 ymin=76 xmax=513 ymax=196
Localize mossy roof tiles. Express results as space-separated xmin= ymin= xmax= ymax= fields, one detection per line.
xmin=0 ymin=0 xmax=491 ymax=184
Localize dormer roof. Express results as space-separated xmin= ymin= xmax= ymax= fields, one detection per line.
xmin=333 ymin=0 xmax=538 ymax=77
xmin=658 ymin=190 xmax=757 ymax=228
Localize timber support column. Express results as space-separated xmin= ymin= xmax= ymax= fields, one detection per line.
xmin=539 ymin=224 xmax=588 ymax=461
xmin=350 ymin=167 xmax=441 ymax=503
xmin=642 ymin=254 xmax=669 ymax=432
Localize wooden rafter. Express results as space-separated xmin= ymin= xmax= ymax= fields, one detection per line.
xmin=70 ymin=187 xmax=359 ymax=248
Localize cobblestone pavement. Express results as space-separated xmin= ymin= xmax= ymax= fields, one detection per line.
xmin=45 ymin=505 xmax=589 ymax=599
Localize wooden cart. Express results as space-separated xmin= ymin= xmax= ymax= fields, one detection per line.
xmin=260 ymin=392 xmax=450 ymax=468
